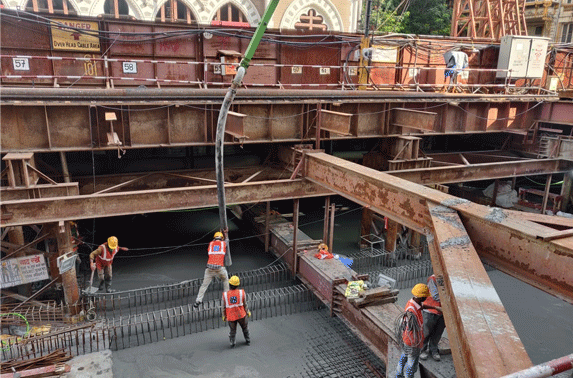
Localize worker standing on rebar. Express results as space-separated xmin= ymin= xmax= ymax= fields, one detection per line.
xmin=420 ymin=274 xmax=445 ymax=362
xmin=222 ymin=275 xmax=251 ymax=347
xmin=194 ymin=231 xmax=230 ymax=308
xmin=90 ymin=236 xmax=128 ymax=293
xmin=394 ymin=283 xmax=430 ymax=378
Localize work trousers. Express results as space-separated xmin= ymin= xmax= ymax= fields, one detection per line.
xmin=228 ymin=316 xmax=249 ymax=342
xmin=422 ymin=312 xmax=446 ymax=355
xmin=97 ymin=265 xmax=112 ymax=281
xmin=396 ymin=345 xmax=421 ymax=378
xmin=196 ymin=267 xmax=229 ymax=303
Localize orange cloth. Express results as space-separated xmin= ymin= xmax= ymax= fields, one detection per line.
xmin=314 ymin=248 xmax=333 ymax=260
xmin=207 ymin=240 xmax=226 ymax=267
xmin=95 ymin=243 xmax=118 ymax=269
xmin=424 ymin=275 xmax=442 ymax=315
xmin=223 ymin=289 xmax=247 ymax=321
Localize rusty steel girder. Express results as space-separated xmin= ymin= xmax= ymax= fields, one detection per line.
xmin=427 ymin=202 xmax=531 ymax=377
xmin=301 ymin=151 xmax=573 ymax=377
xmin=0 ymin=180 xmax=332 ymax=227
xmin=389 ymin=159 xmax=573 ymax=185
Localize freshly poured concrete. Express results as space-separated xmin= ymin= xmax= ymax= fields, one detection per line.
xmin=70 ymin=202 xmax=573 ymax=377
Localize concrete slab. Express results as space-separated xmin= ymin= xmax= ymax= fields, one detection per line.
xmin=64 ymin=350 xmax=113 ymax=378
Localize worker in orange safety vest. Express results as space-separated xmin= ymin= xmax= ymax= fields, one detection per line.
xmin=194 ymin=231 xmax=230 ymax=308
xmin=420 ymin=274 xmax=445 ymax=362
xmin=90 ymin=236 xmax=128 ymax=293
xmin=314 ymin=243 xmax=334 ymax=260
xmin=222 ymin=275 xmax=251 ymax=347
xmin=395 ymin=283 xmax=431 ymax=378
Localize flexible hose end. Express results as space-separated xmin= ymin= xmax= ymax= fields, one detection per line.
xmin=232 ymin=67 xmax=246 ymax=86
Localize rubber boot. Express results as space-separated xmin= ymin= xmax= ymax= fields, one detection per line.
xmin=98 ymin=280 xmax=105 ymax=291
xmin=104 ymin=278 xmax=114 ymax=293
xmin=229 ymin=337 xmax=235 ymax=348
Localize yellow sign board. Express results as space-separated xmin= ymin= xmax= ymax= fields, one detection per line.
xmin=51 ymin=19 xmax=100 ymax=52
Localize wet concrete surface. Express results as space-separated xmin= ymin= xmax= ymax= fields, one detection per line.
xmin=66 ymin=202 xmax=573 ymax=378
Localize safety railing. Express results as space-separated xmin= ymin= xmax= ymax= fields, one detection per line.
xmin=1 ymin=53 xmax=545 ymax=94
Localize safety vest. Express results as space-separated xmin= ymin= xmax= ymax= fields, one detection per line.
xmin=402 ymin=298 xmax=424 ymax=348
xmin=424 ymin=275 xmax=442 ymax=315
xmin=314 ymin=249 xmax=333 ymax=260
xmin=223 ymin=289 xmax=247 ymax=321
xmin=207 ymin=240 xmax=226 ymax=267
xmin=96 ymin=243 xmax=118 ymax=266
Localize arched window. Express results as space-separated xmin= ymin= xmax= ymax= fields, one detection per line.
xmin=103 ymin=0 xmax=130 ymax=18
xmin=295 ymin=9 xmax=327 ymax=31
xmin=25 ymin=0 xmax=77 ymax=15
xmin=212 ymin=2 xmax=249 ymax=27
xmin=155 ymin=0 xmax=196 ymax=24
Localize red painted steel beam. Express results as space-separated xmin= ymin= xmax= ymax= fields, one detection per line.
xmin=427 ymin=201 xmax=532 ymax=377
xmin=0 ymin=179 xmax=332 ymax=227
xmin=389 ymin=159 xmax=573 ymax=185
xmin=303 ymin=151 xmax=573 ymax=303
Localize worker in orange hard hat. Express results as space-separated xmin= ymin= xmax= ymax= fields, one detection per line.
xmin=394 ymin=283 xmax=438 ymax=378
xmin=314 ymin=243 xmax=333 ymax=260
xmin=222 ymin=275 xmax=251 ymax=347
xmin=194 ymin=231 xmax=230 ymax=308
xmin=90 ymin=236 xmax=129 ymax=293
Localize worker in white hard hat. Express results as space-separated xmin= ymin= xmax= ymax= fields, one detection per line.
xmin=194 ymin=231 xmax=230 ymax=308
xmin=90 ymin=236 xmax=129 ymax=293
xmin=394 ymin=283 xmax=435 ymax=378
xmin=222 ymin=275 xmax=251 ymax=347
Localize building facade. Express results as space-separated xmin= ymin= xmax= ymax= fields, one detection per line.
xmin=524 ymin=0 xmax=573 ymax=43
xmin=0 ymin=0 xmax=364 ymax=33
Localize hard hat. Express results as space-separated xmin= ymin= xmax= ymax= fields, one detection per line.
xmin=229 ymin=275 xmax=240 ymax=286
xmin=411 ymin=283 xmax=430 ymax=298
xmin=214 ymin=231 xmax=223 ymax=239
xmin=319 ymin=243 xmax=328 ymax=251
xmin=107 ymin=236 xmax=118 ymax=249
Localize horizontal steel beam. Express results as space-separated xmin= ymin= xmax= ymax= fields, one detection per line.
xmin=389 ymin=159 xmax=573 ymax=185
xmin=0 ymin=180 xmax=332 ymax=227
xmin=302 ymin=151 xmax=573 ymax=377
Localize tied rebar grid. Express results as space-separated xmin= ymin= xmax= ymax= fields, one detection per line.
xmin=86 ymin=263 xmax=292 ymax=320
xmin=365 ymin=260 xmax=434 ymax=290
xmin=107 ymin=284 xmax=322 ymax=350
xmin=1 ymin=323 xmax=111 ymax=362
xmin=287 ymin=309 xmax=386 ymax=378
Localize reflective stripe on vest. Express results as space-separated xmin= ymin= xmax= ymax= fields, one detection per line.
xmin=224 ymin=289 xmax=247 ymax=321
xmin=97 ymin=243 xmax=118 ymax=263
xmin=207 ymin=240 xmax=226 ymax=267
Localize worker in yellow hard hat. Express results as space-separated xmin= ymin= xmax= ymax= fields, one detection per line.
xmin=394 ymin=283 xmax=431 ymax=378
xmin=420 ymin=274 xmax=445 ymax=362
xmin=194 ymin=231 xmax=230 ymax=308
xmin=314 ymin=243 xmax=333 ymax=260
xmin=89 ymin=236 xmax=129 ymax=293
xmin=222 ymin=275 xmax=251 ymax=347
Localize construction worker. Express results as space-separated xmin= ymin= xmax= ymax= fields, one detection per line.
xmin=194 ymin=231 xmax=230 ymax=308
xmin=395 ymin=283 xmax=430 ymax=378
xmin=314 ymin=243 xmax=333 ymax=260
xmin=222 ymin=275 xmax=251 ymax=347
xmin=90 ymin=236 xmax=128 ymax=293
xmin=420 ymin=274 xmax=445 ymax=362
